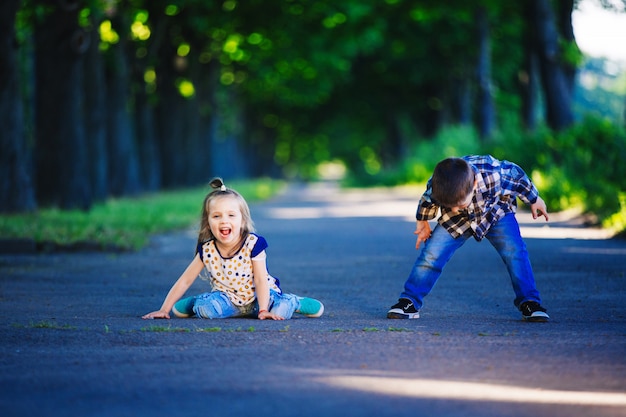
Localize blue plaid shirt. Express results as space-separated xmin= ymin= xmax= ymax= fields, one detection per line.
xmin=416 ymin=155 xmax=539 ymax=241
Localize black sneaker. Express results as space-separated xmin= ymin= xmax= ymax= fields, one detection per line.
xmin=387 ymin=298 xmax=420 ymax=319
xmin=520 ymin=301 xmax=549 ymax=322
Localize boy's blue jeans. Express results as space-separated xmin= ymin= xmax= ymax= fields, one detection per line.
xmin=400 ymin=213 xmax=541 ymax=309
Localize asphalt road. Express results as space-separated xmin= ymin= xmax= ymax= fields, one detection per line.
xmin=1 ymin=183 xmax=625 ymax=417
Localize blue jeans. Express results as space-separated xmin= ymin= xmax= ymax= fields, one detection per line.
xmin=192 ymin=289 xmax=300 ymax=319
xmin=400 ymin=213 xmax=541 ymax=309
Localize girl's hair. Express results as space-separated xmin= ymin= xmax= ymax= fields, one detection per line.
xmin=197 ymin=178 xmax=255 ymax=245
xmin=431 ymin=158 xmax=475 ymax=208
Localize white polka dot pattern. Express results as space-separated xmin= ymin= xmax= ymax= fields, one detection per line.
xmin=200 ymin=234 xmax=280 ymax=306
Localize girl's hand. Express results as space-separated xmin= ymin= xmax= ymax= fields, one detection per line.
xmin=257 ymin=310 xmax=284 ymax=320
xmin=142 ymin=310 xmax=170 ymax=320
xmin=414 ymin=220 xmax=432 ymax=249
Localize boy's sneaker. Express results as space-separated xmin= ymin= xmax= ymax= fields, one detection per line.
xmin=520 ymin=301 xmax=549 ymax=322
xmin=387 ymin=298 xmax=420 ymax=319
xmin=297 ymin=297 xmax=324 ymax=318
xmin=172 ymin=296 xmax=195 ymax=318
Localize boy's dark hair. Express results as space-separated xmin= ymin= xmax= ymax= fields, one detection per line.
xmin=431 ymin=158 xmax=475 ymax=208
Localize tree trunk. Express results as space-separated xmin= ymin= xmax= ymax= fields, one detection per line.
xmin=520 ymin=6 xmax=539 ymax=131
xmin=449 ymin=77 xmax=472 ymax=126
xmin=475 ymin=6 xmax=495 ymax=139
xmin=83 ymin=17 xmax=108 ymax=202
xmin=185 ymin=50 xmax=213 ymax=184
xmin=154 ymin=45 xmax=187 ymax=188
xmin=209 ymin=87 xmax=248 ymax=180
xmin=527 ymin=0 xmax=574 ymax=130
xmin=105 ymin=11 xmax=141 ymax=196
xmin=0 ymin=0 xmax=37 ymax=213
xmin=134 ymin=0 xmax=168 ymax=191
xmin=34 ymin=0 xmax=92 ymax=210
xmin=134 ymin=83 xmax=161 ymax=192
xmin=556 ymin=0 xmax=577 ymax=97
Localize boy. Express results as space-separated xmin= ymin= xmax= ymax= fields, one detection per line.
xmin=387 ymin=155 xmax=550 ymax=322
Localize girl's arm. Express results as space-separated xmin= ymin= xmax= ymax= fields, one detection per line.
xmin=142 ymin=253 xmax=204 ymax=319
xmin=252 ymin=255 xmax=284 ymax=320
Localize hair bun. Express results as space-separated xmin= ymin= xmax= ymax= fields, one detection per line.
xmin=209 ymin=177 xmax=226 ymax=191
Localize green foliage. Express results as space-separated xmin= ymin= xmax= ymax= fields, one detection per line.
xmin=346 ymin=116 xmax=626 ymax=235
xmin=345 ymin=125 xmax=483 ymax=186
xmin=504 ymin=116 xmax=625 ymax=219
xmin=490 ymin=116 xmax=626 ymax=234
xmin=0 ymin=179 xmax=284 ymax=251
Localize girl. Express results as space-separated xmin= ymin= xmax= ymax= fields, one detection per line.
xmin=142 ymin=178 xmax=324 ymax=321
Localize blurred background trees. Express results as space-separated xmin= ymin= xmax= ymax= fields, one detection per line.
xmin=1 ymin=0 xmax=624 ymax=231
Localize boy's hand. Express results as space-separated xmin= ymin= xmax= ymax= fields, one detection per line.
xmin=414 ymin=220 xmax=432 ymax=249
xmin=530 ymin=197 xmax=549 ymax=221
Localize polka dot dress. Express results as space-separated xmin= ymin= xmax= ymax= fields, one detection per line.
xmin=198 ymin=233 xmax=281 ymax=307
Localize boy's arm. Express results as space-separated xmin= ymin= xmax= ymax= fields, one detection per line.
xmin=415 ymin=181 xmax=440 ymax=221
xmin=499 ymin=160 xmax=540 ymax=204
xmin=414 ymin=220 xmax=432 ymax=249
xmin=500 ymin=159 xmax=548 ymax=221
xmin=414 ymin=182 xmax=438 ymax=249
xmin=530 ymin=196 xmax=549 ymax=221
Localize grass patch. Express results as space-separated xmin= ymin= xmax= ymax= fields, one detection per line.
xmin=15 ymin=320 xmax=77 ymax=330
xmin=141 ymin=325 xmax=191 ymax=333
xmin=0 ymin=179 xmax=285 ymax=251
xmin=196 ymin=327 xmax=222 ymax=332
xmin=387 ymin=327 xmax=411 ymax=332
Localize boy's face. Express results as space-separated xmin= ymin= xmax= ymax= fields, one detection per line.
xmin=448 ymin=179 xmax=477 ymax=213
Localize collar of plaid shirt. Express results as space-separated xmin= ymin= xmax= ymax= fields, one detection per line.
xmin=419 ymin=156 xmax=538 ymax=241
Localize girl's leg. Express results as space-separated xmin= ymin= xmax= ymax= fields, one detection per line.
xmin=261 ymin=290 xmax=300 ymax=319
xmin=172 ymin=296 xmax=196 ymax=317
xmin=485 ymin=213 xmax=541 ymax=307
xmin=192 ymin=291 xmax=241 ymax=319
xmin=400 ymin=223 xmax=467 ymax=309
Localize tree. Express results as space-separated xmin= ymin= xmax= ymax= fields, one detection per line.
xmin=0 ymin=0 xmax=36 ymax=213
xmin=34 ymin=0 xmax=92 ymax=210
xmin=475 ymin=5 xmax=495 ymax=139
xmin=527 ymin=0 xmax=575 ymax=130
xmin=104 ymin=6 xmax=142 ymax=196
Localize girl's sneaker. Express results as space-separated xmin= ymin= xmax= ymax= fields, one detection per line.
xmin=172 ymin=296 xmax=195 ymax=318
xmin=297 ymin=297 xmax=324 ymax=318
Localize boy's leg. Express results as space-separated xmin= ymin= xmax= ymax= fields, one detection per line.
xmin=485 ymin=213 xmax=542 ymax=307
xmin=193 ymin=291 xmax=241 ymax=319
xmin=396 ymin=224 xmax=467 ymax=310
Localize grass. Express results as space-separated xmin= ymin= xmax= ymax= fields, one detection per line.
xmin=0 ymin=179 xmax=285 ymax=251
xmin=141 ymin=325 xmax=191 ymax=333
xmin=12 ymin=321 xmax=77 ymax=330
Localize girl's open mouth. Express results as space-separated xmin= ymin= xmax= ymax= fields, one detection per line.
xmin=219 ymin=228 xmax=231 ymax=238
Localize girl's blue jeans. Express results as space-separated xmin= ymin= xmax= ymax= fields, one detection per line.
xmin=401 ymin=213 xmax=541 ymax=309
xmin=192 ymin=289 xmax=300 ymax=319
